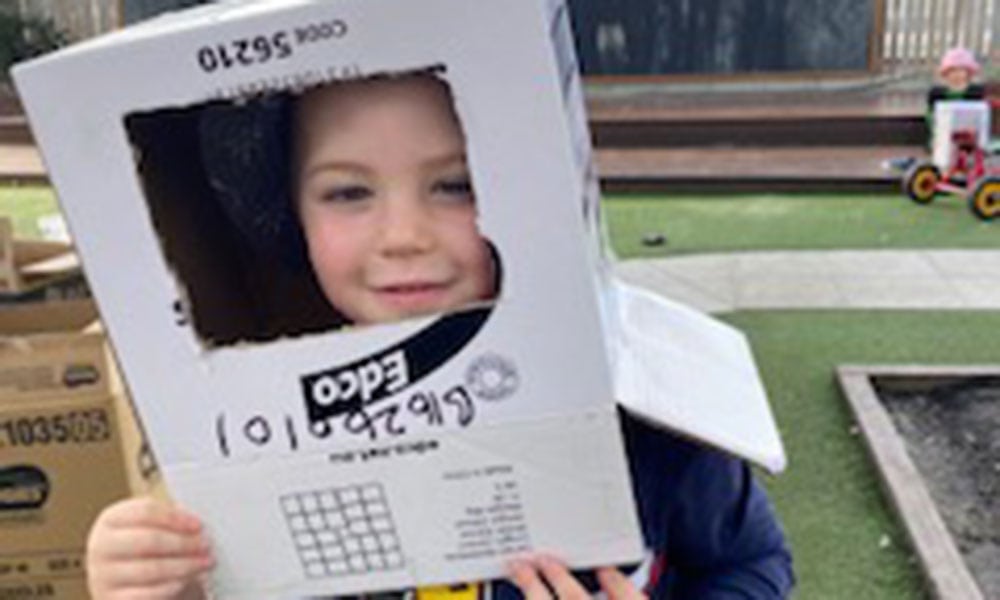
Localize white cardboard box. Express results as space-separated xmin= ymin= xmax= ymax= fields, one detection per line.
xmin=14 ymin=1 xmax=645 ymax=597
xmin=932 ymin=100 xmax=991 ymax=170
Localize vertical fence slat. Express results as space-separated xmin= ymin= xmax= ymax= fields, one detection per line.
xmin=929 ymin=0 xmax=944 ymax=64
xmin=882 ymin=0 xmax=894 ymax=66
xmin=973 ymin=0 xmax=988 ymax=56
xmin=910 ymin=0 xmax=923 ymax=71
xmin=918 ymin=0 xmax=930 ymax=67
xmin=904 ymin=0 xmax=913 ymax=65
xmin=911 ymin=0 xmax=925 ymax=70
xmin=921 ymin=0 xmax=934 ymax=68
xmin=951 ymin=0 xmax=964 ymax=48
xmin=972 ymin=0 xmax=981 ymax=52
xmin=960 ymin=0 xmax=973 ymax=51
xmin=871 ymin=0 xmax=887 ymax=71
xmin=951 ymin=0 xmax=962 ymax=49
xmin=969 ymin=0 xmax=990 ymax=58
xmin=902 ymin=0 xmax=912 ymax=67
xmin=884 ymin=0 xmax=897 ymax=66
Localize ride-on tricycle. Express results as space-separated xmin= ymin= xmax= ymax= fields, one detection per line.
xmin=902 ymin=99 xmax=1000 ymax=220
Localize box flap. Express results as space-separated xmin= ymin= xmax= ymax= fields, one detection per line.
xmin=20 ymin=251 xmax=81 ymax=277
xmin=610 ymin=279 xmax=787 ymax=473
xmin=0 ymin=217 xmax=80 ymax=294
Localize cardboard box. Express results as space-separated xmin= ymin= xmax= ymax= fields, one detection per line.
xmin=14 ymin=1 xmax=645 ymax=597
xmin=0 ymin=218 xmax=88 ymax=305
xmin=13 ymin=0 xmax=787 ymax=597
xmin=0 ymin=299 xmax=159 ymax=599
xmin=932 ymin=100 xmax=991 ymax=170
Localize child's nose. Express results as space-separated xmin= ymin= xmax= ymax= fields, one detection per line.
xmin=378 ymin=192 xmax=434 ymax=256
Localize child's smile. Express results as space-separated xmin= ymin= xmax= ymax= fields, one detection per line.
xmin=373 ymin=280 xmax=459 ymax=314
xmin=294 ymin=75 xmax=495 ymax=325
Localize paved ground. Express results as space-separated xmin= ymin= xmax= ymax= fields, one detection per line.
xmin=616 ymin=250 xmax=1000 ymax=313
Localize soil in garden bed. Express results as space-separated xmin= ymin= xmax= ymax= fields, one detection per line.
xmin=876 ymin=376 xmax=1000 ymax=599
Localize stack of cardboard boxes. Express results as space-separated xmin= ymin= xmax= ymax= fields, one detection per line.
xmin=0 ymin=261 xmax=156 ymax=598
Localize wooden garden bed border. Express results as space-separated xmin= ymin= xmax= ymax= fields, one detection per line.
xmin=835 ymin=364 xmax=998 ymax=600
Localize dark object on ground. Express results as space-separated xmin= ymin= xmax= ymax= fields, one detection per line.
xmin=884 ymin=156 xmax=916 ymax=174
xmin=878 ymin=377 xmax=1000 ymax=598
xmin=641 ymin=233 xmax=667 ymax=247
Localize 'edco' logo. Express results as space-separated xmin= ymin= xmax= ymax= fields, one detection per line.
xmin=300 ymin=308 xmax=494 ymax=436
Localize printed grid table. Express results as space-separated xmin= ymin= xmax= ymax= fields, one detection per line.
xmin=281 ymin=483 xmax=404 ymax=578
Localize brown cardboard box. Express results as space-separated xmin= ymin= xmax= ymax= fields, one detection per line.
xmin=0 ymin=218 xmax=88 ymax=305
xmin=0 ymin=299 xmax=158 ymax=599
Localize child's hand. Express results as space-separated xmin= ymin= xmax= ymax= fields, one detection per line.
xmin=507 ymin=555 xmax=646 ymax=600
xmin=86 ymin=497 xmax=214 ymax=600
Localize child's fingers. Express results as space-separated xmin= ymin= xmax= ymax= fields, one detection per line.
xmin=506 ymin=559 xmax=553 ymax=600
xmin=99 ymin=527 xmax=212 ymax=561
xmin=596 ymin=567 xmax=647 ymax=600
xmin=533 ymin=556 xmax=590 ymax=599
xmin=100 ymin=497 xmax=203 ymax=533
xmin=108 ymin=579 xmax=192 ymax=600
xmin=104 ymin=576 xmax=203 ymax=600
xmin=507 ymin=556 xmax=595 ymax=600
xmin=102 ymin=554 xmax=215 ymax=588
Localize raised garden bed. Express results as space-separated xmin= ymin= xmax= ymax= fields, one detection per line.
xmin=838 ymin=365 xmax=1000 ymax=600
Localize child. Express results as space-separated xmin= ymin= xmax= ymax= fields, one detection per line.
xmin=886 ymin=47 xmax=987 ymax=173
xmin=926 ymin=48 xmax=987 ymax=152
xmin=927 ymin=47 xmax=985 ymax=124
xmin=86 ymin=74 xmax=793 ymax=599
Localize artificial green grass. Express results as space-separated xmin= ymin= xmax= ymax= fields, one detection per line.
xmin=0 ymin=183 xmax=59 ymax=238
xmin=605 ymin=193 xmax=1000 ymax=597
xmin=723 ymin=310 xmax=1000 ymax=599
xmin=606 ymin=193 xmax=1000 ymax=259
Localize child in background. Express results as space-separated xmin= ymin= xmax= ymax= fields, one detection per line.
xmin=886 ymin=47 xmax=987 ymax=173
xmin=926 ymin=47 xmax=985 ymax=141
xmin=928 ymin=48 xmax=984 ymax=114
xmin=85 ymin=74 xmax=793 ymax=600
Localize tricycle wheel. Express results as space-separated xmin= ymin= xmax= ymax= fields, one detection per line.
xmin=903 ymin=163 xmax=940 ymax=204
xmin=969 ymin=177 xmax=1000 ymax=220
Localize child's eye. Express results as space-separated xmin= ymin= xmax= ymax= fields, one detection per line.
xmin=432 ymin=177 xmax=474 ymax=201
xmin=321 ymin=185 xmax=373 ymax=203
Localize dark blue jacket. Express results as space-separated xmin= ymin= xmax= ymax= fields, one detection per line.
xmin=622 ymin=410 xmax=793 ymax=599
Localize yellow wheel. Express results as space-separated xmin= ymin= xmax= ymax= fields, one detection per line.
xmin=969 ymin=177 xmax=1000 ymax=221
xmin=903 ymin=163 xmax=940 ymax=204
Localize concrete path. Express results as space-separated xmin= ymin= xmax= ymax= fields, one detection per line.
xmin=615 ymin=250 xmax=1000 ymax=313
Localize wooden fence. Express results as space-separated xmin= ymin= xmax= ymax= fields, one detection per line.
xmin=877 ymin=0 xmax=998 ymax=75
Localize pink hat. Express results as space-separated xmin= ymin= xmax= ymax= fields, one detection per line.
xmin=938 ymin=47 xmax=980 ymax=76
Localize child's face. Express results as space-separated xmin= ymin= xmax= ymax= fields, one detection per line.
xmin=942 ymin=67 xmax=972 ymax=92
xmin=294 ymin=77 xmax=495 ymax=325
